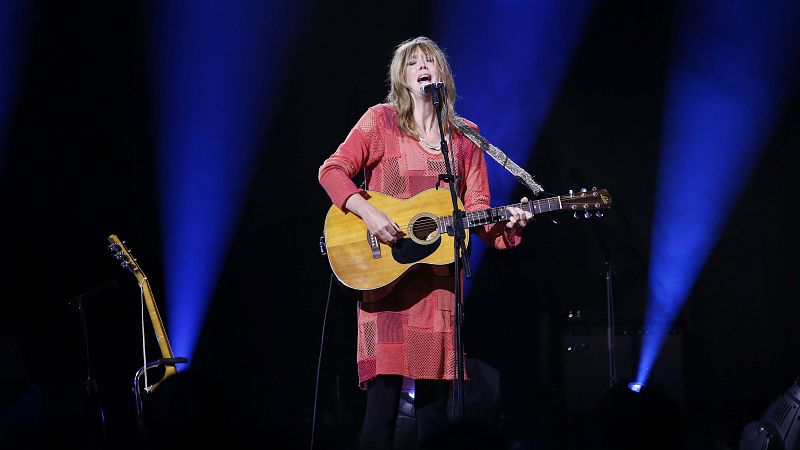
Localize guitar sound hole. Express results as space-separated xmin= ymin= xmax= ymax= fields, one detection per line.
xmin=410 ymin=216 xmax=438 ymax=243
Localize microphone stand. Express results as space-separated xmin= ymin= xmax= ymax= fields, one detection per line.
xmin=605 ymin=260 xmax=617 ymax=388
xmin=570 ymin=168 xmax=617 ymax=389
xmin=431 ymin=85 xmax=469 ymax=421
xmin=69 ymin=281 xmax=119 ymax=444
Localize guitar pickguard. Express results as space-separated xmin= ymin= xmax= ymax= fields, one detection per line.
xmin=391 ymin=236 xmax=441 ymax=264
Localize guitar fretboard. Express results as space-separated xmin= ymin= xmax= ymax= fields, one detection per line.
xmin=438 ymin=196 xmax=563 ymax=231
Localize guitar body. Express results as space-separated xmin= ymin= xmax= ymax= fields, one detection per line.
xmin=324 ymin=188 xmax=469 ymax=291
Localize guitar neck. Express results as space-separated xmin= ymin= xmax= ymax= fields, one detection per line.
xmin=139 ymin=276 xmax=175 ymax=360
xmin=440 ymin=196 xmax=563 ymax=230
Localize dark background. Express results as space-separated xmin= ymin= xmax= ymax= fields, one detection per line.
xmin=1 ymin=1 xmax=799 ymax=449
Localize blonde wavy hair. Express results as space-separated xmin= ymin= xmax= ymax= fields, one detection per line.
xmin=386 ymin=36 xmax=458 ymax=138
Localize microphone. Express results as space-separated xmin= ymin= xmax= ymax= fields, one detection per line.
xmin=420 ymin=81 xmax=444 ymax=96
xmin=68 ymin=277 xmax=122 ymax=308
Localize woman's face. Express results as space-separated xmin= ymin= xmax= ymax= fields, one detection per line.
xmin=404 ymin=47 xmax=440 ymax=98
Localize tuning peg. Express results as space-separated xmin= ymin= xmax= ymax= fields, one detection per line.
xmin=580 ymin=188 xmax=588 ymax=193
xmin=121 ymin=260 xmax=136 ymax=274
xmin=595 ymin=211 xmax=604 ymax=218
xmin=584 ymin=211 xmax=592 ymax=219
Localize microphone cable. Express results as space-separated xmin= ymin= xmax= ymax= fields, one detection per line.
xmin=310 ymin=271 xmax=334 ymax=450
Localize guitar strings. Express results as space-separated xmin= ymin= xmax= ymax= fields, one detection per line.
xmin=361 ymin=192 xmax=600 ymax=236
xmin=387 ymin=202 xmax=539 ymax=234
xmin=139 ymin=283 xmax=149 ymax=390
xmin=354 ymin=193 xmax=606 ymax=240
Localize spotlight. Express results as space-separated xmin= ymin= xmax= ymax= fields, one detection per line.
xmin=628 ymin=382 xmax=644 ymax=393
xmin=596 ymin=379 xmax=683 ymax=450
xmin=739 ymin=378 xmax=800 ymax=450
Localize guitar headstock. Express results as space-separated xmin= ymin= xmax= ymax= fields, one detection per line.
xmin=561 ymin=187 xmax=612 ymax=219
xmin=107 ymin=234 xmax=146 ymax=282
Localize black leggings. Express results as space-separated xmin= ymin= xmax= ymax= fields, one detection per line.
xmin=359 ymin=375 xmax=450 ymax=450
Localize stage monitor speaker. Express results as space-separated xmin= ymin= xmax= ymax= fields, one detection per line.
xmin=561 ymin=326 xmax=684 ymax=416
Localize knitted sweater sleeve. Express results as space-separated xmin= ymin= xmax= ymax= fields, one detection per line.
xmin=318 ymin=106 xmax=384 ymax=211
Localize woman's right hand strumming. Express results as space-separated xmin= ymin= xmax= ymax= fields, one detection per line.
xmin=345 ymin=194 xmax=402 ymax=245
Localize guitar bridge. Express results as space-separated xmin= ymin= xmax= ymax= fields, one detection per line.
xmin=367 ymin=231 xmax=381 ymax=259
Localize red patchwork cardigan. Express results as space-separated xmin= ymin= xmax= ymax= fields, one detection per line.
xmin=319 ymin=103 xmax=521 ymax=387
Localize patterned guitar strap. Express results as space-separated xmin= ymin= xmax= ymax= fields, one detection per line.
xmin=452 ymin=117 xmax=545 ymax=195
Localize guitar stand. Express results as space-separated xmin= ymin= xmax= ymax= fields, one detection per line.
xmin=133 ymin=357 xmax=188 ymax=428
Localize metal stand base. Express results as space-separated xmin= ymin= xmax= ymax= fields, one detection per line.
xmin=133 ymin=357 xmax=188 ymax=428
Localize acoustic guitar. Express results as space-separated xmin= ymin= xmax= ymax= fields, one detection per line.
xmin=323 ymin=187 xmax=612 ymax=290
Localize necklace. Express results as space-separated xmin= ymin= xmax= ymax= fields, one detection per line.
xmin=418 ymin=138 xmax=441 ymax=151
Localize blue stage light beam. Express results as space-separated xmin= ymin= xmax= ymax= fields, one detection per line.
xmin=147 ymin=1 xmax=308 ymax=364
xmin=637 ymin=0 xmax=800 ymax=385
xmin=0 ymin=1 xmax=32 ymax=175
xmin=432 ymin=0 xmax=596 ymax=290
